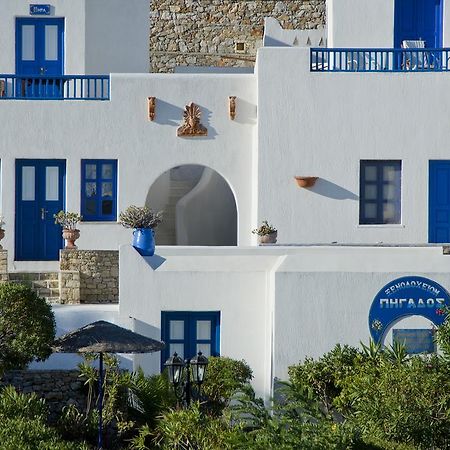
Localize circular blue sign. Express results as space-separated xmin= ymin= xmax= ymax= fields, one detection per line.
xmin=368 ymin=276 xmax=450 ymax=343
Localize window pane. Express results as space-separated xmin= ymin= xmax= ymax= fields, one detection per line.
xmin=196 ymin=343 xmax=211 ymax=357
xmin=22 ymin=166 xmax=35 ymax=201
xmin=45 ymin=25 xmax=58 ymax=61
xmin=102 ymin=182 xmax=113 ymax=198
xmin=85 ymin=164 xmax=97 ymax=179
xmin=45 ymin=167 xmax=59 ymax=201
xmin=197 ymin=320 xmax=211 ymax=340
xmin=85 ymin=182 xmax=96 ymax=197
xmin=170 ymin=320 xmax=184 ymax=340
xmin=383 ymin=165 xmax=397 ymax=182
xmin=102 ymin=164 xmax=113 ymax=179
xmin=22 ymin=25 xmax=35 ymax=61
xmin=170 ymin=343 xmax=184 ymax=359
xmin=102 ymin=200 xmax=113 ymax=215
xmin=364 ymin=165 xmax=377 ymax=181
xmin=364 ymin=184 xmax=377 ymax=200
xmin=364 ymin=203 xmax=377 ymax=219
xmin=383 ymin=203 xmax=396 ymax=222
xmin=85 ymin=199 xmax=96 ymax=215
xmin=383 ymin=184 xmax=396 ymax=200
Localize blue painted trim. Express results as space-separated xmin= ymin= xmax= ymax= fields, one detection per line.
xmin=360 ymin=161 xmax=401 ymax=225
xmin=81 ymin=160 xmax=117 ymax=222
xmin=160 ymin=311 xmax=221 ymax=371
xmin=0 ymin=74 xmax=110 ymax=100
xmin=310 ymin=47 xmax=450 ymax=72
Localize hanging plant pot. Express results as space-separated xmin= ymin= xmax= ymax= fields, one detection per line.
xmin=62 ymin=229 xmax=80 ymax=249
xmin=294 ymin=176 xmax=318 ymax=188
xmin=258 ymin=231 xmax=277 ymax=244
xmin=132 ymin=228 xmax=155 ymax=256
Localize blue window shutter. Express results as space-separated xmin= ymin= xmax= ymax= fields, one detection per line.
xmin=161 ymin=311 xmax=220 ymax=371
xmin=81 ymin=159 xmax=117 ymax=221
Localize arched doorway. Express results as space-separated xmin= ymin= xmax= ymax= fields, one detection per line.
xmin=146 ymin=165 xmax=237 ymax=246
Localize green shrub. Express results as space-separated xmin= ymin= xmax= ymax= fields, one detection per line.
xmin=0 ymin=283 xmax=55 ymax=374
xmin=0 ymin=385 xmax=47 ymax=421
xmin=201 ymin=356 xmax=253 ymax=415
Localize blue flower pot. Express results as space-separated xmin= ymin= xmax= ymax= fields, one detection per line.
xmin=132 ymin=228 xmax=155 ymax=256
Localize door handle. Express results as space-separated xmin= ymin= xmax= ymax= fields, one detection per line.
xmin=41 ymin=208 xmax=48 ymax=220
xmin=40 ymin=67 xmax=46 ymax=75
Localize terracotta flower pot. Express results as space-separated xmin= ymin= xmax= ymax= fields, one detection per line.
xmin=62 ymin=229 xmax=80 ymax=249
xmin=258 ymin=231 xmax=277 ymax=244
xmin=0 ymin=228 xmax=5 ymax=249
xmin=294 ymin=176 xmax=318 ymax=188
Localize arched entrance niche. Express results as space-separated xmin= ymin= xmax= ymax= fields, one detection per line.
xmin=146 ymin=165 xmax=237 ymax=246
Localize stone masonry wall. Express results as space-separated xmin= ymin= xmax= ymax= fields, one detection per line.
xmin=0 ymin=250 xmax=7 ymax=282
xmin=60 ymin=250 xmax=119 ymax=304
xmin=1 ymin=370 xmax=86 ymax=422
xmin=150 ymin=0 xmax=326 ymax=72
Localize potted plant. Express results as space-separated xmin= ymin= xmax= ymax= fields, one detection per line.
xmin=119 ymin=205 xmax=163 ymax=256
xmin=0 ymin=216 xmax=5 ymax=249
xmin=252 ymin=220 xmax=277 ymax=244
xmin=54 ymin=211 xmax=82 ymax=249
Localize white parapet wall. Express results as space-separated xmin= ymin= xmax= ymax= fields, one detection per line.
xmin=120 ymin=244 xmax=450 ymax=400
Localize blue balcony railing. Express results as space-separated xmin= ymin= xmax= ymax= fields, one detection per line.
xmin=310 ymin=48 xmax=450 ymax=72
xmin=0 ymin=74 xmax=110 ymax=100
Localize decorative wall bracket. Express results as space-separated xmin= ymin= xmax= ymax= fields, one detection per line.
xmin=177 ymin=102 xmax=208 ymax=137
xmin=229 ymin=96 xmax=236 ymax=120
xmin=294 ymin=176 xmax=318 ymax=188
xmin=148 ymin=97 xmax=156 ymax=121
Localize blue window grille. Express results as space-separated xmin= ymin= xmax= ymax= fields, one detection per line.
xmin=161 ymin=311 xmax=220 ymax=370
xmin=360 ymin=160 xmax=401 ymax=225
xmin=81 ymin=160 xmax=117 ymax=221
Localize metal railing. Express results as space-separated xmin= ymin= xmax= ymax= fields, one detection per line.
xmin=0 ymin=75 xmax=110 ymax=100
xmin=310 ymin=48 xmax=450 ymax=72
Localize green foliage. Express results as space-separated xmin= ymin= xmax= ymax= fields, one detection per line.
xmin=0 ymin=283 xmax=55 ymax=374
xmin=201 ymin=356 xmax=253 ymax=415
xmin=119 ymin=205 xmax=163 ymax=229
xmin=128 ymin=369 xmax=176 ymax=427
xmin=0 ymin=385 xmax=47 ymax=421
xmin=435 ymin=306 xmax=450 ymax=358
xmin=151 ymin=402 xmax=239 ymax=450
xmin=53 ymin=211 xmax=82 ymax=230
xmin=252 ymin=220 xmax=277 ymax=236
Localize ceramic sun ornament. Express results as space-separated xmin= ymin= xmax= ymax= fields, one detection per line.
xmin=177 ymin=102 xmax=207 ymax=137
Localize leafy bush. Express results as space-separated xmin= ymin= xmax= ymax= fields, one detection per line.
xmin=0 ymin=283 xmax=55 ymax=374
xmin=201 ymin=356 xmax=253 ymax=415
xmin=53 ymin=211 xmax=82 ymax=230
xmin=119 ymin=206 xmax=163 ymax=229
xmin=0 ymin=385 xmax=47 ymax=421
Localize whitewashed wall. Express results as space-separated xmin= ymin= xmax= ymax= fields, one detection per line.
xmin=0 ymin=73 xmax=256 ymax=269
xmin=0 ymin=0 xmax=148 ymax=75
xmin=328 ymin=0 xmax=450 ymax=48
xmin=119 ymin=244 xmax=450 ymax=399
xmin=257 ymin=47 xmax=450 ymax=245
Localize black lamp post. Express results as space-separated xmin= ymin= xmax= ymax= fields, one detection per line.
xmin=165 ymin=351 xmax=208 ymax=406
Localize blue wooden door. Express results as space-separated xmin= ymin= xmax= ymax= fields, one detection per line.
xmin=16 ymin=18 xmax=64 ymax=98
xmin=16 ymin=160 xmax=65 ymax=260
xmin=429 ymin=161 xmax=450 ymax=243
xmin=394 ymin=0 xmax=442 ymax=48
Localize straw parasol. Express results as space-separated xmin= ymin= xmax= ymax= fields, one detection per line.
xmin=53 ymin=320 xmax=165 ymax=449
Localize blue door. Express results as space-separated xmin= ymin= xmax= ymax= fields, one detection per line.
xmin=429 ymin=161 xmax=450 ymax=243
xmin=394 ymin=0 xmax=442 ymax=48
xmin=16 ymin=160 xmax=66 ymax=260
xmin=16 ymin=18 xmax=64 ymax=98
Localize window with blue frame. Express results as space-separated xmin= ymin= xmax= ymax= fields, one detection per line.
xmin=359 ymin=160 xmax=401 ymax=225
xmin=81 ymin=160 xmax=117 ymax=221
xmin=161 ymin=312 xmax=220 ymax=369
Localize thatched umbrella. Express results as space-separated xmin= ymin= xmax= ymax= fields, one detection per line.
xmin=53 ymin=320 xmax=165 ymax=449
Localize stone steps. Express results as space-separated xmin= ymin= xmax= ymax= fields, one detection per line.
xmin=8 ymin=272 xmax=60 ymax=303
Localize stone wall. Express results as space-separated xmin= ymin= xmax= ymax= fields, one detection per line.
xmin=60 ymin=250 xmax=119 ymax=304
xmin=1 ymin=370 xmax=86 ymax=422
xmin=0 ymin=250 xmax=7 ymax=282
xmin=150 ymin=0 xmax=326 ymax=72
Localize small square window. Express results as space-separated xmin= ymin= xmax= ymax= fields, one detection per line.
xmin=81 ymin=159 xmax=117 ymax=221
xmin=360 ymin=160 xmax=401 ymax=225
xmin=235 ymin=42 xmax=245 ymax=53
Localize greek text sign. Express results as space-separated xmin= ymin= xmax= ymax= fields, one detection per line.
xmin=30 ymin=4 xmax=51 ymax=15
xmin=368 ymin=276 xmax=450 ymax=343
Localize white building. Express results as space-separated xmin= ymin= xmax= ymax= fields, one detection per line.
xmin=4 ymin=0 xmax=450 ymax=399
